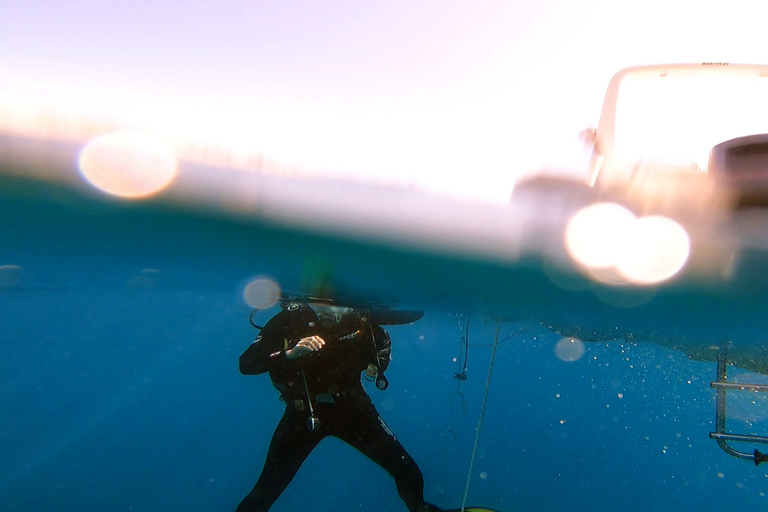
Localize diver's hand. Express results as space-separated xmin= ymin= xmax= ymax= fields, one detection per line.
xmin=365 ymin=363 xmax=378 ymax=378
xmin=286 ymin=335 xmax=326 ymax=359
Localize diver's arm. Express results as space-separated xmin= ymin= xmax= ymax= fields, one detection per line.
xmin=239 ymin=332 xmax=286 ymax=375
xmin=239 ymin=334 xmax=323 ymax=374
xmin=239 ymin=304 xmax=321 ymax=374
xmin=239 ymin=310 xmax=300 ymax=375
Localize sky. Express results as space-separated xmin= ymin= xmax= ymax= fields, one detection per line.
xmin=2 ymin=0 xmax=768 ymax=201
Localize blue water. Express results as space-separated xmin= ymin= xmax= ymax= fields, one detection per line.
xmin=2 ymin=174 xmax=768 ymax=511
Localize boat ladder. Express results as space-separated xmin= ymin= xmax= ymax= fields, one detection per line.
xmin=710 ymin=345 xmax=768 ymax=465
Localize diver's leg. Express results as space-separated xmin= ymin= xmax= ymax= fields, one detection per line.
xmin=236 ymin=407 xmax=322 ymax=512
xmin=335 ymin=402 xmax=437 ymax=512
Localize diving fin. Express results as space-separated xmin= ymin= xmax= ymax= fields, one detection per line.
xmin=278 ymin=291 xmax=423 ymax=325
xmin=363 ymin=308 xmax=424 ymax=325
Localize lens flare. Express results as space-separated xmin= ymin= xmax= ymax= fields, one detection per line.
xmin=565 ymin=203 xmax=635 ymax=268
xmin=616 ymin=216 xmax=690 ymax=285
xmin=78 ymin=131 xmax=178 ymax=198
xmin=565 ymin=203 xmax=690 ymax=286
xmin=555 ymin=337 xmax=586 ymax=362
xmin=243 ymin=276 xmax=281 ymax=309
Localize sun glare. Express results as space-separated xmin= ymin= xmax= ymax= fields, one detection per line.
xmin=615 ymin=215 xmax=690 ymax=285
xmin=564 ymin=203 xmax=635 ymax=269
xmin=565 ymin=202 xmax=690 ymax=286
xmin=614 ymin=73 xmax=768 ymax=171
xmin=78 ymin=131 xmax=178 ymax=198
xmin=1 ymin=85 xmax=531 ymax=204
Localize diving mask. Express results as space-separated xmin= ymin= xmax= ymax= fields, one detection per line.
xmin=312 ymin=304 xmax=352 ymax=327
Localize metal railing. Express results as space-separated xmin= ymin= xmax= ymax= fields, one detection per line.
xmin=709 ymin=345 xmax=768 ymax=465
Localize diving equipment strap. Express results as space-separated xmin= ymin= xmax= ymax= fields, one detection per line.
xmin=368 ymin=324 xmax=389 ymax=390
xmin=299 ymin=366 xmax=320 ymax=431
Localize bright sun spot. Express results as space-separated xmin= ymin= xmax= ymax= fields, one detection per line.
xmin=565 ymin=202 xmax=690 ymax=286
xmin=616 ymin=215 xmax=690 ymax=284
xmin=614 ymin=72 xmax=768 ymax=171
xmin=78 ymin=131 xmax=178 ymax=198
xmin=564 ymin=203 xmax=635 ymax=269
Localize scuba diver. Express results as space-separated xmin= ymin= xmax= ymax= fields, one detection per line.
xmin=235 ymin=300 xmax=445 ymax=512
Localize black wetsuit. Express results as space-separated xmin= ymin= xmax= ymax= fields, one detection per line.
xmin=236 ymin=302 xmax=438 ymax=512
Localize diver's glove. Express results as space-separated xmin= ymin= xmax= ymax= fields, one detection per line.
xmin=285 ymin=335 xmax=326 ymax=359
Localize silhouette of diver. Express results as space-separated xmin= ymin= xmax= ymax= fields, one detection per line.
xmin=236 ymin=301 xmax=445 ymax=512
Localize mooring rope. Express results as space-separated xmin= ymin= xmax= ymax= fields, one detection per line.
xmin=460 ymin=318 xmax=501 ymax=511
